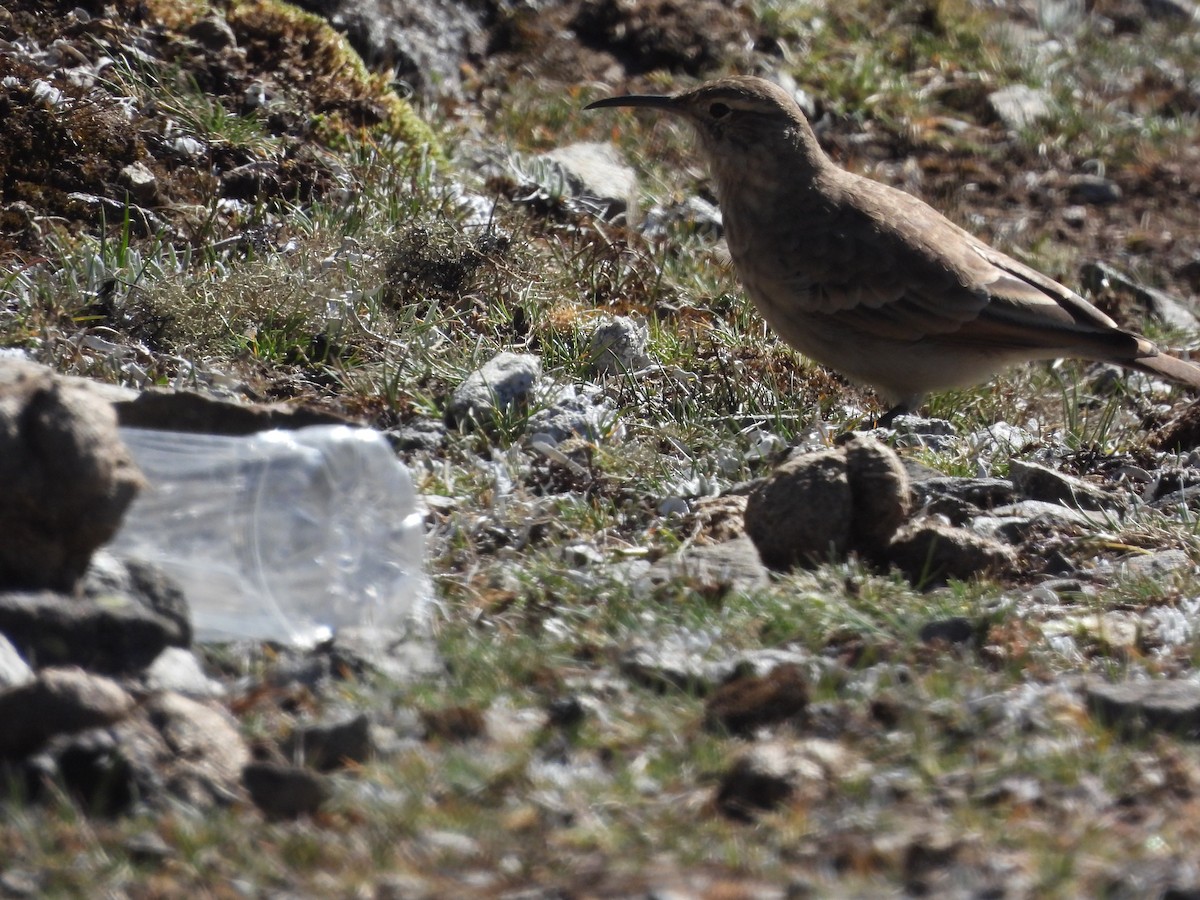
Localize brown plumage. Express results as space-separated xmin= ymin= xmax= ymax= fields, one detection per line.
xmin=587 ymin=76 xmax=1200 ymax=414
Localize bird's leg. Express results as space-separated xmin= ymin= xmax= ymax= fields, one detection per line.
xmin=873 ymin=403 xmax=911 ymax=429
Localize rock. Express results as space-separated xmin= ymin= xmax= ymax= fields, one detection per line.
xmin=114 ymin=389 xmax=351 ymax=434
xmin=1066 ymin=173 xmax=1121 ymax=205
xmin=445 ymin=352 xmax=541 ymax=430
xmin=532 ymin=142 xmax=637 ymax=220
xmin=0 ymin=591 xmax=175 ymax=676
xmin=640 ymin=535 xmax=771 ymax=597
xmin=842 ymin=434 xmax=913 ymax=555
xmin=987 ymin=85 xmax=1053 ymax=131
xmin=884 ymin=415 xmax=958 ymax=452
xmin=388 ymin=416 xmax=447 ymax=452
xmin=919 ymin=617 xmax=978 ymax=647
xmin=1009 ymin=459 xmax=1116 ymax=511
xmin=0 ymin=667 xmax=135 ymax=758
xmin=970 ymin=499 xmax=1106 ymax=543
xmin=587 ymin=316 xmax=650 ymax=376
xmin=1080 ymin=261 xmax=1200 ymax=334
xmin=328 ymin=626 xmax=445 ymax=686
xmin=143 ymin=648 xmax=224 ymax=698
xmin=1120 ymin=549 xmax=1194 ymax=579
xmin=143 ymin=692 xmax=248 ymax=807
xmin=715 ymin=738 xmax=863 ymax=820
xmin=744 ymin=436 xmax=910 ymax=570
xmin=744 ymin=447 xmax=852 ymax=569
xmin=282 ymin=712 xmax=373 ymax=771
xmin=289 ymin=0 xmax=484 ymax=96
xmin=420 ymin=705 xmax=487 ymax=742
xmin=526 ymin=382 xmax=617 ymax=443
xmin=1088 ymin=680 xmax=1200 ymax=738
xmin=0 ymin=359 xmax=144 ymax=591
xmin=0 ymin=634 xmax=32 ymax=690
xmin=118 ymin=161 xmax=159 ymax=205
xmin=619 ymin=637 xmax=713 ymax=695
xmin=1152 ymin=402 xmax=1200 ymax=452
xmin=243 ymin=761 xmax=331 ymax=818
xmin=640 ymin=195 xmax=723 ymax=241
xmin=704 ymin=664 xmax=808 ymax=736
xmin=187 ymin=13 xmax=237 ymax=50
xmin=83 ymin=553 xmax=191 ymax=648
xmin=910 ymin=475 xmax=1016 ymax=525
xmin=886 ymin=521 xmax=1013 ymax=585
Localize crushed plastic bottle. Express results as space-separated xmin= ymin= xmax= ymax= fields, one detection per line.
xmin=108 ymin=425 xmax=429 ymax=646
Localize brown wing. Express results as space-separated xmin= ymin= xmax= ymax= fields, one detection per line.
xmin=764 ymin=171 xmax=1148 ymax=358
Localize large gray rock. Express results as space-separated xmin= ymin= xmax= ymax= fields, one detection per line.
xmin=0 ymin=359 xmax=144 ymax=591
xmin=446 ymin=352 xmax=541 ymax=429
xmin=534 ymin=142 xmax=638 ymax=221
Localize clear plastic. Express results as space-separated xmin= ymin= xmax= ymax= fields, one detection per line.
xmin=108 ymin=425 xmax=429 ymax=646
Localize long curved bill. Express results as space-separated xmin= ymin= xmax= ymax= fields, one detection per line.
xmin=585 ymin=93 xmax=677 ymax=111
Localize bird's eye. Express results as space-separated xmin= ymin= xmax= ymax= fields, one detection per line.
xmin=708 ymin=101 xmax=731 ymax=119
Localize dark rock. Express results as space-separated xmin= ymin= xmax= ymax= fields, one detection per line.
xmin=1151 ymin=401 xmax=1200 ymax=452
xmin=745 ymin=436 xmax=911 ymax=570
xmin=1009 ymin=459 xmax=1116 ymax=511
xmin=0 ymin=591 xmax=175 ymax=676
xmin=282 ymin=712 xmax=373 ymax=771
xmin=570 ymin=0 xmax=754 ymax=77
xmin=705 ymin=664 xmax=808 ymax=736
xmin=842 ymin=434 xmax=913 ymax=555
xmin=389 ymin=417 xmax=447 ymax=452
xmin=1088 ymin=679 xmax=1200 ymax=738
xmin=887 ymin=522 xmax=1013 ymax=585
xmin=83 ymin=553 xmax=191 ymax=648
xmin=1066 ymin=173 xmax=1121 ymax=205
xmin=744 ymin=447 xmax=853 ymax=569
xmin=41 ymin=728 xmax=136 ymax=816
xmin=114 ymin=389 xmax=351 ymax=435
xmin=909 ymin=476 xmax=1015 ymax=511
xmin=0 ymin=667 xmax=134 ymax=758
xmin=919 ymin=617 xmax=978 ymax=647
xmin=420 ymin=705 xmax=487 ymax=742
xmin=0 ymin=358 xmax=144 ymax=591
xmin=187 ymin=13 xmax=237 ymax=50
xmin=545 ymin=696 xmax=586 ymax=729
xmin=243 ymin=761 xmax=331 ymax=818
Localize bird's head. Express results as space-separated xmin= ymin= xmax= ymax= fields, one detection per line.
xmin=586 ymin=76 xmax=823 ymax=172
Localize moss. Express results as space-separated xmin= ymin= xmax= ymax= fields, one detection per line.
xmin=227 ymin=0 xmax=444 ymax=165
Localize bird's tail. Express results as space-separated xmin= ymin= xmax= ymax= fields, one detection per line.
xmin=1131 ymin=351 xmax=1200 ymax=391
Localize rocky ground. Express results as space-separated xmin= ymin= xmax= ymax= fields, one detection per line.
xmin=4 ymin=0 xmax=1200 ymax=896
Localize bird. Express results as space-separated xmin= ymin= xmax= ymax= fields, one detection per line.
xmin=586 ymin=76 xmax=1200 ymax=419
